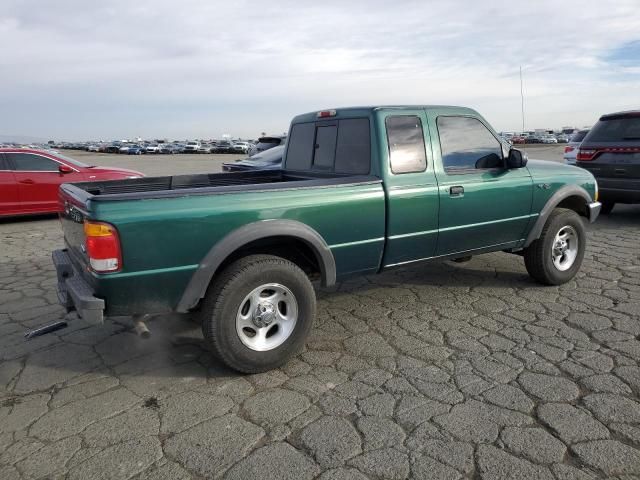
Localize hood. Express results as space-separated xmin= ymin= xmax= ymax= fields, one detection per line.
xmin=526 ymin=159 xmax=587 ymax=179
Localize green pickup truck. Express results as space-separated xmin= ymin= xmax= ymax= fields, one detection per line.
xmin=53 ymin=106 xmax=601 ymax=372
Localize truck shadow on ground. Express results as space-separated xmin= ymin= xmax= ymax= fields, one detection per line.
xmin=9 ymin=255 xmax=541 ymax=388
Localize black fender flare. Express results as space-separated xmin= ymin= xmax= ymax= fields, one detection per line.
xmin=524 ymin=185 xmax=593 ymax=247
xmin=176 ymin=219 xmax=336 ymax=312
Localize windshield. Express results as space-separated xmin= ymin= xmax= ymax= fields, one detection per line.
xmin=586 ymin=117 xmax=640 ymax=142
xmin=52 ymin=152 xmax=90 ymax=167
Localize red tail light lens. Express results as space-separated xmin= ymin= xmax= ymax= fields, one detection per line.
xmin=564 ymin=146 xmax=575 ymax=153
xmin=316 ymin=110 xmax=337 ymax=118
xmin=577 ymin=148 xmax=597 ymax=161
xmin=84 ymin=221 xmax=122 ymax=272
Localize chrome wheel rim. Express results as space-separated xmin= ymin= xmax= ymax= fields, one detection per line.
xmin=236 ymin=283 xmax=298 ymax=351
xmin=552 ymin=225 xmax=578 ymax=271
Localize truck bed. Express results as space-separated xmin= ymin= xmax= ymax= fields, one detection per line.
xmin=62 ymin=169 xmax=380 ymax=201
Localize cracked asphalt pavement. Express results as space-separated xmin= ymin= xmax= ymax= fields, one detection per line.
xmin=1 ymin=153 xmax=640 ymax=479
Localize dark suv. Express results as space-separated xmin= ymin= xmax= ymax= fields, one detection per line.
xmin=577 ymin=111 xmax=640 ymax=214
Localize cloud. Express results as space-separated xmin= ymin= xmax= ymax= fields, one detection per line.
xmin=1 ymin=0 xmax=638 ymax=139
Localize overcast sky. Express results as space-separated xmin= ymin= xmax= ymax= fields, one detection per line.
xmin=2 ymin=0 xmax=639 ymax=140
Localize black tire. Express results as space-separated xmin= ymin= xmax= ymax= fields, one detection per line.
xmin=199 ymin=254 xmax=316 ymax=373
xmin=523 ymin=208 xmax=586 ymax=285
xmin=600 ymin=201 xmax=615 ymax=215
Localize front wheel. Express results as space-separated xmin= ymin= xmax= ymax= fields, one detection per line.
xmin=199 ymin=255 xmax=316 ymax=373
xmin=523 ymin=208 xmax=586 ymax=285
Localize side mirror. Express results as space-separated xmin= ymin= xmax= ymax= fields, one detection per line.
xmin=58 ymin=164 xmax=74 ymax=174
xmin=507 ymin=148 xmax=527 ymax=169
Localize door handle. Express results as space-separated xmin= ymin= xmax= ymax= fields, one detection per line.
xmin=19 ymin=179 xmax=35 ymax=185
xmin=449 ymin=185 xmax=464 ymax=196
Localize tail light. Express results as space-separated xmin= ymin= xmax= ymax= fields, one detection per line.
xmin=564 ymin=146 xmax=575 ymax=154
xmin=317 ymin=109 xmax=337 ymax=118
xmin=577 ymin=146 xmax=640 ymax=162
xmin=84 ymin=221 xmax=122 ymax=272
xmin=577 ymin=148 xmax=597 ymax=161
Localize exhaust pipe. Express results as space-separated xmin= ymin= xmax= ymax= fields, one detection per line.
xmin=133 ymin=315 xmax=151 ymax=339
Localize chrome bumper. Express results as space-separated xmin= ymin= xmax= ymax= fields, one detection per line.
xmin=588 ymin=201 xmax=601 ymax=223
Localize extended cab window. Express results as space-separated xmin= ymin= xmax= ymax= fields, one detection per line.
xmin=285 ymin=118 xmax=370 ymax=174
xmin=6 ymin=153 xmax=59 ymax=171
xmin=385 ymin=116 xmax=427 ymax=174
xmin=437 ymin=116 xmax=503 ymax=171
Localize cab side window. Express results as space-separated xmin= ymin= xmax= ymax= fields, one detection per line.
xmin=0 ymin=154 xmax=9 ymax=170
xmin=6 ymin=153 xmax=59 ymax=171
xmin=386 ymin=115 xmax=427 ymax=174
xmin=437 ymin=116 xmax=503 ymax=171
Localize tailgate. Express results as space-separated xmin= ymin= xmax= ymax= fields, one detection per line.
xmin=58 ymin=184 xmax=91 ymax=271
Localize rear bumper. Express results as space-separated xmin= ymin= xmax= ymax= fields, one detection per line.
xmin=597 ymin=177 xmax=640 ymax=203
xmin=52 ymin=249 xmax=104 ymax=325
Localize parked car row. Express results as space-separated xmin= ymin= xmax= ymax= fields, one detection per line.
xmin=105 ymin=141 xmax=255 ymax=155
xmin=504 ymin=133 xmax=568 ymax=144
xmin=5 ymin=135 xmax=288 ymax=158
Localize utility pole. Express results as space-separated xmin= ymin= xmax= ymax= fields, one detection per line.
xmin=520 ymin=65 xmax=526 ymax=152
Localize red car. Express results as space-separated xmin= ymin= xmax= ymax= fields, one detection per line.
xmin=0 ymin=148 xmax=144 ymax=217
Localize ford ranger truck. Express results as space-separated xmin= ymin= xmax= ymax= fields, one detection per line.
xmin=53 ymin=106 xmax=601 ymax=373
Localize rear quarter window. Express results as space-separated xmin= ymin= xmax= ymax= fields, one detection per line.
xmin=385 ymin=116 xmax=427 ymax=174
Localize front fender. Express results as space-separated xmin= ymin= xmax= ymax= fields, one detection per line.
xmin=524 ymin=185 xmax=596 ymax=247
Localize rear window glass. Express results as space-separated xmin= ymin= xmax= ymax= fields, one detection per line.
xmin=335 ymin=119 xmax=371 ymax=174
xmin=286 ymin=123 xmax=315 ymax=170
xmin=586 ymin=117 xmax=640 ymax=143
xmin=285 ymin=118 xmax=370 ymax=174
xmin=570 ymin=130 xmax=589 ymax=143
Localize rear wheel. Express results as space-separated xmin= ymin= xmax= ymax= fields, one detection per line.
xmin=199 ymin=255 xmax=316 ymax=373
xmin=600 ymin=201 xmax=615 ymax=215
xmin=524 ymin=208 xmax=586 ymax=285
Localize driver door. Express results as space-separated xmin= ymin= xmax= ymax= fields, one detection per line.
xmin=428 ymin=114 xmax=534 ymax=256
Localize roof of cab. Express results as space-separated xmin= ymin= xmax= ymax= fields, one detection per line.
xmin=600 ymin=110 xmax=640 ymax=120
xmin=290 ymin=105 xmax=480 ymax=124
